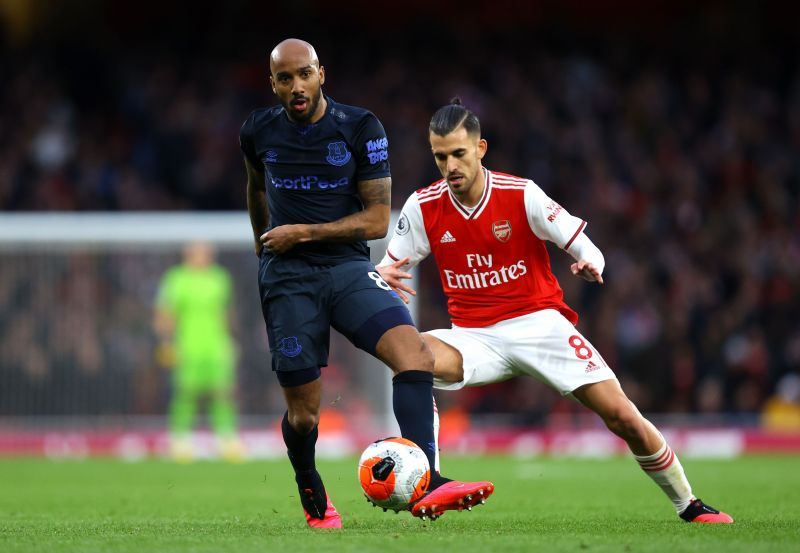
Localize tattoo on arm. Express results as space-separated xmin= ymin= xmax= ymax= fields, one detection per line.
xmin=306 ymin=177 xmax=392 ymax=243
xmin=358 ymin=177 xmax=391 ymax=209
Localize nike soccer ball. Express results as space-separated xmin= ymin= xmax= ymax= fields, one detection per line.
xmin=358 ymin=437 xmax=431 ymax=511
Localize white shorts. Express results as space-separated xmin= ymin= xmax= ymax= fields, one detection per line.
xmin=428 ymin=309 xmax=617 ymax=396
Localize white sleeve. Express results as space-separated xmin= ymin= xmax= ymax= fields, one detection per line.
xmin=565 ymin=232 xmax=605 ymax=275
xmin=524 ymin=180 xmax=587 ymax=250
xmin=378 ymin=193 xmax=430 ymax=269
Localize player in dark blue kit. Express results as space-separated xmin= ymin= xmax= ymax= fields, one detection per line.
xmin=240 ymin=39 xmax=493 ymax=528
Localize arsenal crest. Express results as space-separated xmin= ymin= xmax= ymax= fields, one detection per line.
xmin=492 ymin=220 xmax=512 ymax=243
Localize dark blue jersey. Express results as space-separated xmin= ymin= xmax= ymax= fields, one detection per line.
xmin=240 ymin=96 xmax=391 ymax=264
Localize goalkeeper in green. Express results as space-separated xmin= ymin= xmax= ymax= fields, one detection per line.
xmin=154 ymin=242 xmax=244 ymax=462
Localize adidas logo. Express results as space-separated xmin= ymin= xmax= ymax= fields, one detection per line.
xmin=440 ymin=231 xmax=456 ymax=243
xmin=585 ymin=361 xmax=599 ymax=373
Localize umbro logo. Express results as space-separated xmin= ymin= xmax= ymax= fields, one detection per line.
xmin=440 ymin=231 xmax=456 ymax=243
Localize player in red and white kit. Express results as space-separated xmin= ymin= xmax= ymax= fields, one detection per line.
xmin=377 ymin=98 xmax=733 ymax=524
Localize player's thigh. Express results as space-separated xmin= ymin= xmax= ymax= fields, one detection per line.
xmin=426 ymin=327 xmax=511 ymax=391
xmin=329 ymin=260 xmax=424 ymax=370
xmin=258 ymin=257 xmax=331 ymax=374
xmin=373 ymin=324 xmax=433 ymax=373
xmin=505 ymin=309 xmax=618 ymax=396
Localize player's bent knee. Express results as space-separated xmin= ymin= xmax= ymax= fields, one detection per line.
xmin=423 ymin=334 xmax=464 ymax=383
xmin=281 ymin=374 xmax=322 ymax=433
xmin=433 ymin=363 xmax=463 ymax=383
xmin=375 ymin=325 xmax=434 ymax=374
xmin=288 ymin=411 xmax=319 ymax=435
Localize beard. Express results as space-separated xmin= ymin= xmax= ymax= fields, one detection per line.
xmin=284 ymin=89 xmax=323 ymax=124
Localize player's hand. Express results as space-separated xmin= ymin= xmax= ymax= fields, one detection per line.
xmin=261 ymin=224 xmax=310 ymax=254
xmin=570 ymin=260 xmax=604 ymax=284
xmin=376 ymin=257 xmax=417 ymax=304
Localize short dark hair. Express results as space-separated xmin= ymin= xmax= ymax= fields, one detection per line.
xmin=429 ymin=97 xmax=481 ymax=137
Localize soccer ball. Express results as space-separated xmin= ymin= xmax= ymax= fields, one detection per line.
xmin=357 ymin=437 xmax=430 ymax=511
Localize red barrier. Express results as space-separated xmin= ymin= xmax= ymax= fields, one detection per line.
xmin=1 ymin=428 xmax=799 ymax=459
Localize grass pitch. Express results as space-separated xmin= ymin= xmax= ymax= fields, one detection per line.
xmin=1 ymin=455 xmax=798 ymax=553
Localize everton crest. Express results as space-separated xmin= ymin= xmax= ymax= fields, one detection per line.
xmin=277 ymin=336 xmax=302 ymax=358
xmin=492 ymin=220 xmax=512 ymax=243
xmin=325 ymin=141 xmax=352 ymax=166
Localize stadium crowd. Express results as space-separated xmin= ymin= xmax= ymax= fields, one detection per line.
xmin=1 ymin=7 xmax=798 ymax=424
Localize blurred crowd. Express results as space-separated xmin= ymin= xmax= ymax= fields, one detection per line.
xmin=1 ymin=4 xmax=799 ymax=424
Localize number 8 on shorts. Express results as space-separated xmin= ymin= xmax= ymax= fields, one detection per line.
xmin=568 ymin=335 xmax=593 ymax=360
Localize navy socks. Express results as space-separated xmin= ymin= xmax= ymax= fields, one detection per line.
xmin=392 ymin=370 xmax=437 ymax=471
xmin=281 ymin=411 xmax=321 ymax=490
xmin=284 ymin=370 xmax=444 ymax=496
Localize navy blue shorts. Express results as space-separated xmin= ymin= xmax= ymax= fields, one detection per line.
xmin=258 ymin=253 xmax=413 ymax=386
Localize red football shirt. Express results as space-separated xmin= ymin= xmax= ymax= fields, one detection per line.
xmin=382 ymin=169 xmax=585 ymax=328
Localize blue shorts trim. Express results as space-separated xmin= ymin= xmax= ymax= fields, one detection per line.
xmin=276 ymin=366 xmax=321 ymax=388
xmin=351 ymin=305 xmax=415 ymax=355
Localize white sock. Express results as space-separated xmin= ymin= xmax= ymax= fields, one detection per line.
xmin=432 ymin=396 xmax=441 ymax=472
xmin=634 ymin=440 xmax=694 ymax=514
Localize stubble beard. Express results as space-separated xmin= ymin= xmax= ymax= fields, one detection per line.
xmin=286 ymin=89 xmax=322 ymax=124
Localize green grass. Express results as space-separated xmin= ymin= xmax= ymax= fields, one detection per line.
xmin=1 ymin=455 xmax=798 ymax=552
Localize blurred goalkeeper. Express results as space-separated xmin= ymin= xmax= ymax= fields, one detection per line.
xmin=154 ymin=241 xmax=244 ymax=462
